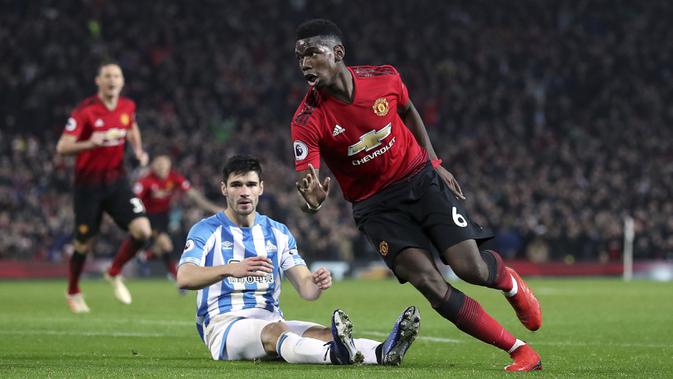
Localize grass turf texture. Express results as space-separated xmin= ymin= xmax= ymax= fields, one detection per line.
xmin=1 ymin=278 xmax=672 ymax=378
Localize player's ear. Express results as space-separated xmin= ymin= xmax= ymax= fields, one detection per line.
xmin=334 ymin=44 xmax=345 ymax=63
xmin=220 ymin=181 xmax=227 ymax=196
xmin=258 ymin=181 xmax=264 ymax=196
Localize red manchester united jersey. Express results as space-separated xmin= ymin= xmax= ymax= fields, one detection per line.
xmin=291 ymin=65 xmax=428 ymax=202
xmin=133 ymin=170 xmax=191 ymax=214
xmin=63 ymin=95 xmax=136 ymax=186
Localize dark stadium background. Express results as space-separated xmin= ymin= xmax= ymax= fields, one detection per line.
xmin=1 ymin=0 xmax=672 ymax=280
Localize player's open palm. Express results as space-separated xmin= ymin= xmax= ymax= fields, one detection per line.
xmin=296 ymin=163 xmax=331 ymax=208
xmin=312 ymin=267 xmax=332 ymax=290
xmin=435 ymin=165 xmax=465 ymax=199
xmin=227 ymin=257 xmax=273 ymax=278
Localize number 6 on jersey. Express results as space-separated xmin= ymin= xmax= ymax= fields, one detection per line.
xmin=452 ymin=207 xmax=467 ymax=227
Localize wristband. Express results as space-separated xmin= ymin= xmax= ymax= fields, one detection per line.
xmin=432 ymin=159 xmax=443 ymax=168
xmin=306 ymin=201 xmax=323 ymax=211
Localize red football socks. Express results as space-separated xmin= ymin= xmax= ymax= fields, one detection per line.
xmin=162 ymin=254 xmax=178 ymax=279
xmin=67 ymin=252 xmax=87 ymax=295
xmin=108 ymin=237 xmax=145 ymax=277
xmin=455 ymin=296 xmax=517 ymax=351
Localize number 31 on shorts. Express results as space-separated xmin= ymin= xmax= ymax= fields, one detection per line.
xmin=130 ymin=197 xmax=146 ymax=214
xmin=452 ymin=207 xmax=468 ymax=228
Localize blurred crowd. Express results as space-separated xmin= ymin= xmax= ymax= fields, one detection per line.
xmin=2 ymin=0 xmax=672 ymax=264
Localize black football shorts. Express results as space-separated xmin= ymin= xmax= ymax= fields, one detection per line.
xmin=147 ymin=212 xmax=170 ymax=235
xmin=73 ymin=179 xmax=147 ymax=242
xmin=353 ymin=162 xmax=493 ymax=281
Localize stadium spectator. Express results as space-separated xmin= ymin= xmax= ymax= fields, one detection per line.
xmin=177 ymin=155 xmax=419 ymax=364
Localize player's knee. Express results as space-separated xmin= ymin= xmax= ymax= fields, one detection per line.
xmin=260 ymin=321 xmax=289 ymax=354
xmin=129 ymin=217 xmax=152 ymax=241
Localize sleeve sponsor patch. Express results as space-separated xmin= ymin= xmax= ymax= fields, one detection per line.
xmin=293 ymin=141 xmax=308 ymax=161
xmin=65 ymin=117 xmax=77 ymax=131
xmin=183 ymin=240 xmax=195 ymax=252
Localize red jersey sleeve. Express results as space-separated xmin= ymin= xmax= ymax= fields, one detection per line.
xmin=175 ymin=172 xmax=192 ymax=192
xmin=395 ymin=69 xmax=410 ymax=108
xmin=291 ymin=109 xmax=322 ymax=171
xmin=63 ymin=106 xmax=88 ymax=137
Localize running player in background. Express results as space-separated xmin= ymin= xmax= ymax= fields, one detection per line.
xmin=134 ymin=154 xmax=222 ymax=283
xmin=290 ymin=19 xmax=542 ymax=371
xmin=56 ymin=62 xmax=151 ymax=313
xmin=177 ymin=155 xmax=420 ymax=365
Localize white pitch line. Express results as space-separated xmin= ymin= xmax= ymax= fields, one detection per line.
xmin=0 ymin=330 xmax=174 ymax=338
xmin=360 ymin=331 xmax=673 ymax=349
xmin=0 ymin=316 xmax=194 ymax=327
xmin=3 ymin=318 xmax=671 ymax=349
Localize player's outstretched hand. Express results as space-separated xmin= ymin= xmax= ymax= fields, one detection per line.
xmin=435 ymin=165 xmax=465 ymax=199
xmin=226 ymin=257 xmax=273 ymax=278
xmin=296 ymin=163 xmax=331 ymax=209
xmin=312 ymin=267 xmax=332 ymax=290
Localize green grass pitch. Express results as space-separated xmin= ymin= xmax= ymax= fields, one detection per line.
xmin=1 ymin=278 xmax=672 ymax=378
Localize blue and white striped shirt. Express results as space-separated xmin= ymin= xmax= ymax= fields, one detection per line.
xmin=179 ymin=211 xmax=306 ymax=331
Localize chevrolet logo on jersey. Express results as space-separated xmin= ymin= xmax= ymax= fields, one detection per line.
xmin=347 ymin=123 xmax=392 ymax=156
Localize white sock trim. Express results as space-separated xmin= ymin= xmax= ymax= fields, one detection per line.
xmin=504 ymin=274 xmax=518 ymax=297
xmin=508 ymin=339 xmax=526 ymax=354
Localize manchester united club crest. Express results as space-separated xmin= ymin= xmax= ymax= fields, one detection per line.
xmin=120 ymin=113 xmax=130 ymax=126
xmin=379 ymin=240 xmax=389 ymax=256
xmin=372 ymin=98 xmax=389 ymax=116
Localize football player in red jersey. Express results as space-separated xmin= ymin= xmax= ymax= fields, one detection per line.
xmin=134 ymin=154 xmax=222 ymax=283
xmin=290 ymin=19 xmax=542 ymax=371
xmin=56 ymin=62 xmax=152 ymax=313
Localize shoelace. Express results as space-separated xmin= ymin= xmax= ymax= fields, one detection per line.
xmin=323 ymin=341 xmax=332 ymax=362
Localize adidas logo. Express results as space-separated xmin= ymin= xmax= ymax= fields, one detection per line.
xmin=265 ymin=240 xmax=277 ymax=253
xmin=221 ymin=241 xmax=233 ymax=250
xmin=332 ymin=124 xmax=345 ymax=136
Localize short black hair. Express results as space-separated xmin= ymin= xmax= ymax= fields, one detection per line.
xmin=222 ymin=155 xmax=263 ymax=183
xmin=296 ymin=18 xmax=343 ymax=42
xmin=97 ymin=60 xmax=121 ymax=75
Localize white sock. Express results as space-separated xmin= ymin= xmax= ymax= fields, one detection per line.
xmin=276 ymin=331 xmax=331 ymax=364
xmin=504 ymin=274 xmax=518 ymax=297
xmin=508 ymin=339 xmax=526 ymax=354
xmin=354 ymin=338 xmax=381 ymax=364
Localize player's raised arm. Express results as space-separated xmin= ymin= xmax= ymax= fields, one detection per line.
xmin=398 ymin=99 xmax=465 ymax=199
xmin=295 ymin=163 xmax=330 ymax=213
xmin=176 ymin=257 xmax=273 ymax=290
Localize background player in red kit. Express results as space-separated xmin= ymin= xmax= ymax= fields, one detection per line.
xmin=290 ymin=19 xmax=543 ymax=371
xmin=56 ymin=62 xmax=152 ymax=313
xmin=134 ymin=154 xmax=222 ymax=282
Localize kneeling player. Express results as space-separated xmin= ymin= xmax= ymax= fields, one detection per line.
xmin=177 ymin=155 xmax=420 ymax=364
